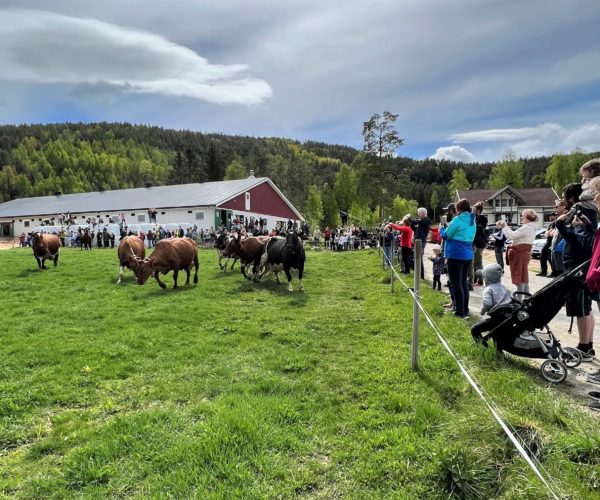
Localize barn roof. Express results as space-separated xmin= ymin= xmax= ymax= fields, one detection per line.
xmin=0 ymin=177 xmax=302 ymax=218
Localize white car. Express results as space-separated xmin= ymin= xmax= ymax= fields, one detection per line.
xmin=531 ymin=229 xmax=548 ymax=259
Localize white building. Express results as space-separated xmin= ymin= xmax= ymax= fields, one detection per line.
xmin=0 ymin=176 xmax=304 ymax=237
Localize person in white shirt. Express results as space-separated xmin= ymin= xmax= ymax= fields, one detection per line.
xmin=498 ymin=209 xmax=538 ymax=294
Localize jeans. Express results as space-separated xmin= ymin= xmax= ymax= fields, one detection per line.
xmin=447 ymin=258 xmax=472 ymax=317
xmin=383 ymin=245 xmax=392 ymax=267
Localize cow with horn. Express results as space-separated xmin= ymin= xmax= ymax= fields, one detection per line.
xmin=116 ymin=235 xmax=145 ymax=284
xmin=131 ymin=237 xmax=199 ymax=289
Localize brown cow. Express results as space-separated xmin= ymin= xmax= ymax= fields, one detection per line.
xmin=116 ymin=235 xmax=146 ymax=284
xmin=223 ymin=233 xmax=269 ymax=280
xmin=132 ymin=237 xmax=199 ymax=289
xmin=31 ymin=232 xmax=61 ymax=269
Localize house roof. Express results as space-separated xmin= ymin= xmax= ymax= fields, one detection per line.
xmin=457 ymin=187 xmax=558 ymax=207
xmin=0 ymin=177 xmax=301 ymax=218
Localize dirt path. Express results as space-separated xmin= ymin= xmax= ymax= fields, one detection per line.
xmin=419 ymin=245 xmax=600 ymax=403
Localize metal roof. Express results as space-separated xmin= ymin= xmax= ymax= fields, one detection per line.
xmin=0 ymin=177 xmax=276 ymax=217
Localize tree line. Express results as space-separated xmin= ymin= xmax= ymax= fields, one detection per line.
xmin=0 ymin=121 xmax=595 ymax=229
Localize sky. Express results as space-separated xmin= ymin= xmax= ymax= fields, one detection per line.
xmin=0 ymin=1 xmax=599 ymax=163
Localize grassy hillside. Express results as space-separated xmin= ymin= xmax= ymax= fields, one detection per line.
xmin=1 ymin=247 xmax=599 ymax=498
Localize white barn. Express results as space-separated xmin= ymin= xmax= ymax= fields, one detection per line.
xmin=0 ymin=176 xmax=304 ymax=237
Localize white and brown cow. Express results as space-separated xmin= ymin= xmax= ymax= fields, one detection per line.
xmin=116 ymin=235 xmax=145 ymax=284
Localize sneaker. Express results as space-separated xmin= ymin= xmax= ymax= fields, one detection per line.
xmin=588 ymin=390 xmax=600 ymax=401
xmin=587 ymin=373 xmax=600 ymax=385
xmin=580 ymin=350 xmax=595 ymax=362
xmin=443 ymin=303 xmax=454 ymax=309
xmin=589 ymin=401 xmax=600 ymax=412
xmin=473 ymin=283 xmax=482 ymax=287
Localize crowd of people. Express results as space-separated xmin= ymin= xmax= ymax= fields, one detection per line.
xmin=377 ymin=158 xmax=600 ymax=370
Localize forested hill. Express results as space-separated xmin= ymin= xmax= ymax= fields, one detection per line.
xmin=0 ymin=122 xmax=590 ymax=227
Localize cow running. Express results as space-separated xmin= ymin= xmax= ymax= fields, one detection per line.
xmin=260 ymin=230 xmax=306 ymax=291
xmin=31 ymin=232 xmax=61 ymax=270
xmin=132 ymin=237 xmax=199 ymax=289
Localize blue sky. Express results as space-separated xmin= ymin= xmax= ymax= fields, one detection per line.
xmin=0 ymin=1 xmax=599 ymax=163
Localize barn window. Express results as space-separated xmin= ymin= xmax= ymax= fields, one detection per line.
xmin=131 ymin=213 xmax=135 ymax=217
xmin=187 ymin=210 xmax=193 ymax=214
xmin=161 ymin=211 xmax=165 ymax=215
xmin=18 ymin=219 xmax=22 ymax=222
xmin=245 ymin=192 xmax=251 ymax=211
xmin=195 ymin=211 xmax=205 ymax=221
xmin=24 ymin=221 xmax=30 ymax=227
xmin=137 ymin=214 xmax=146 ymax=222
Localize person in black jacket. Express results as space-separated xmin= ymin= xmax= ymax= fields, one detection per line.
xmin=470 ymin=202 xmax=488 ymax=286
xmin=555 ymin=183 xmax=596 ymax=361
xmin=536 ymin=222 xmax=556 ymax=277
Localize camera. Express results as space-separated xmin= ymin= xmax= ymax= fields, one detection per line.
xmin=576 ymin=207 xmax=583 ymax=217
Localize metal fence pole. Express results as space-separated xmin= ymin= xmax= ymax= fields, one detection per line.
xmin=411 ymin=240 xmax=422 ymax=371
xmin=390 ymin=264 xmax=394 ymax=293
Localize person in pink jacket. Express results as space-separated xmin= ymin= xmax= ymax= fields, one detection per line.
xmin=390 ymin=216 xmax=414 ymax=274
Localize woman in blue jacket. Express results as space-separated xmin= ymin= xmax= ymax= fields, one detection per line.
xmin=441 ymin=198 xmax=476 ymax=318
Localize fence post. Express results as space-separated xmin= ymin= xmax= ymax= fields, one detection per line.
xmin=390 ymin=264 xmax=394 ymax=293
xmin=411 ymin=240 xmax=422 ymax=371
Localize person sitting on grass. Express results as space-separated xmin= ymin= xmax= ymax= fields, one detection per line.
xmin=471 ymin=263 xmax=513 ymax=344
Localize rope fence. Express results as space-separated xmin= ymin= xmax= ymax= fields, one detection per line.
xmin=381 ymin=241 xmax=564 ymax=500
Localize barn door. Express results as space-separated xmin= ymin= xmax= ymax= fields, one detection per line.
xmin=1 ymin=222 xmax=12 ymax=237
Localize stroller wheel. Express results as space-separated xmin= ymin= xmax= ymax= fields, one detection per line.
xmin=541 ymin=360 xmax=567 ymax=384
xmin=561 ymin=347 xmax=583 ymax=368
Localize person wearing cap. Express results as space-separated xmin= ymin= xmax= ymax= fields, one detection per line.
xmin=440 ymin=199 xmax=476 ymax=318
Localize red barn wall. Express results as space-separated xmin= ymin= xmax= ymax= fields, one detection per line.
xmin=218 ymin=182 xmax=300 ymax=219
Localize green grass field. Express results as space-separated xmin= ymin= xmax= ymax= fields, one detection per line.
xmin=1 ymin=246 xmax=599 ymax=498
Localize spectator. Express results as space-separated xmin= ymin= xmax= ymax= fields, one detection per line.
xmin=470 ymin=202 xmax=488 ymax=287
xmin=409 ymin=207 xmax=431 ymax=279
xmin=556 ymin=183 xmax=596 ymax=361
xmin=441 ymin=203 xmax=457 ymax=311
xmin=428 ymin=245 xmax=444 ymax=291
xmin=470 ymin=264 xmax=513 ymax=343
xmin=382 ymin=225 xmax=394 ymax=268
xmin=440 ymin=198 xmax=476 ymax=318
xmin=491 ymin=225 xmax=506 ymax=270
xmin=390 ymin=217 xmax=413 ymax=274
xmin=550 ymin=200 xmax=567 ymax=276
xmin=498 ymin=209 xmax=538 ymax=294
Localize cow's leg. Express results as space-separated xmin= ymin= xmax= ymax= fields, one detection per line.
xmin=230 ymin=257 xmax=236 ymax=270
xmin=241 ymin=263 xmax=251 ymax=280
xmin=184 ymin=266 xmax=191 ymax=285
xmin=284 ymin=266 xmax=293 ymax=292
xmin=298 ymin=263 xmax=304 ymax=291
xmin=155 ymin=271 xmax=167 ymax=289
xmin=117 ymin=265 xmax=124 ymax=284
xmin=53 ymin=254 xmax=59 ymax=267
xmin=274 ymin=271 xmax=280 ymax=284
xmin=41 ymin=257 xmax=48 ymax=270
xmin=193 ymin=255 xmax=199 ymax=284
xmin=35 ymin=256 xmax=42 ymax=269
xmin=172 ymin=269 xmax=179 ymax=288
xmin=218 ymin=251 xmax=225 ymax=270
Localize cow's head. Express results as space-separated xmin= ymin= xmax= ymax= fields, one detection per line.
xmin=285 ymin=230 xmax=301 ymax=249
xmin=132 ymin=257 xmax=153 ymax=285
xmin=223 ymin=233 xmax=240 ymax=257
xmin=31 ymin=232 xmax=45 ymax=250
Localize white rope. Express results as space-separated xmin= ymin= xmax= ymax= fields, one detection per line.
xmin=381 ymin=251 xmax=563 ymax=499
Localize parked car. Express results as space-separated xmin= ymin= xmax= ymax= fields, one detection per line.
xmin=530 ymin=229 xmax=548 ymax=259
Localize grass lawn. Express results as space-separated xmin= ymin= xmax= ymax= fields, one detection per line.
xmin=1 ymin=245 xmax=599 ymax=498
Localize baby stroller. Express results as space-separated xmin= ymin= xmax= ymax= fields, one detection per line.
xmin=479 ymin=260 xmax=590 ymax=384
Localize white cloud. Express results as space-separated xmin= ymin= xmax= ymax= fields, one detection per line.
xmin=446 ymin=123 xmax=600 ymax=160
xmin=0 ymin=8 xmax=272 ymax=105
xmin=430 ymin=146 xmax=476 ymax=163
